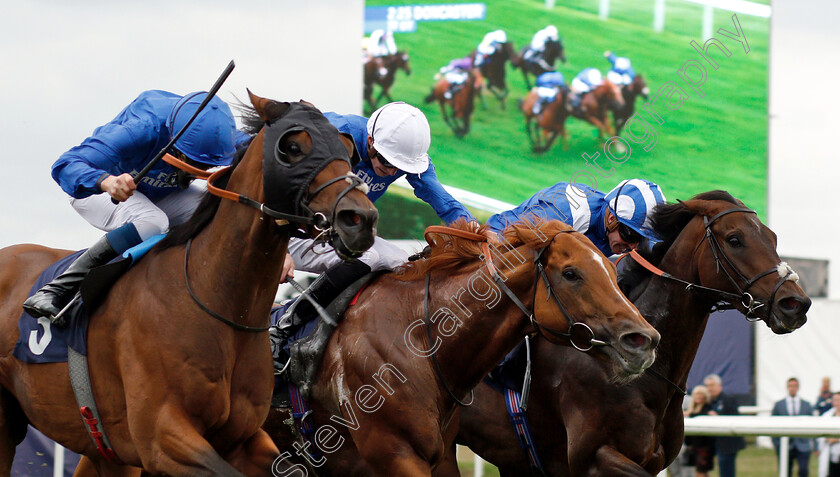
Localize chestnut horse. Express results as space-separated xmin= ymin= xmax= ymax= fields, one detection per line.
xmin=512 ymin=40 xmax=566 ymax=90
xmin=520 ymin=88 xmax=569 ymax=153
xmin=436 ymin=191 xmax=811 ymax=476
xmin=472 ymin=41 xmax=516 ymax=110
xmin=425 ymin=69 xmax=480 ymax=138
xmin=363 ymin=52 xmax=411 ymax=112
xmin=267 ymin=220 xmax=660 ymax=476
xmin=612 ymin=74 xmax=649 ymax=135
xmin=0 ymin=93 xmax=378 ymax=476
xmin=570 ymin=79 xmax=625 ymax=141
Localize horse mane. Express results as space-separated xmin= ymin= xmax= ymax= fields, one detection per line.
xmin=618 ymin=190 xmax=742 ymax=290
xmin=152 ymin=101 xmax=297 ymax=252
xmin=395 ymin=218 xmax=571 ymax=282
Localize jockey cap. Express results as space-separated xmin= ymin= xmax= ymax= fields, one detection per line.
xmin=604 ymin=179 xmax=667 ymax=242
xmin=367 ymin=102 xmax=430 ymax=174
xmin=167 ymin=91 xmax=237 ymax=166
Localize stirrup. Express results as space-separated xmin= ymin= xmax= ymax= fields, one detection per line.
xmin=50 ymin=293 xmax=81 ymax=328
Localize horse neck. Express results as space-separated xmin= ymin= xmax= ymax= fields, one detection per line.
xmin=430 ymin=246 xmax=535 ymax=397
xmin=637 ymin=235 xmax=715 ymax=388
xmin=189 ymin=152 xmax=289 ymax=328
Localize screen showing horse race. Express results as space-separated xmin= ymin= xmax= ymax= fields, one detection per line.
xmin=362 ymin=0 xmax=770 ymax=239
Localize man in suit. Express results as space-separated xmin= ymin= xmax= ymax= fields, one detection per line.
xmin=705 ymin=374 xmax=747 ymax=477
xmin=772 ymin=377 xmax=814 ymax=477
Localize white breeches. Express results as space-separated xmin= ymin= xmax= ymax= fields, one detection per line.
xmin=69 ymin=180 xmax=208 ymax=241
xmin=288 ymin=235 xmax=410 ymax=275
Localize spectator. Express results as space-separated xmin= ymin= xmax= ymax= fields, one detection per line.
xmin=817 ymin=393 xmax=840 ymax=477
xmin=816 ymin=377 xmax=834 ymax=416
xmin=773 ymin=377 xmax=814 ymax=477
xmin=705 ymin=374 xmax=746 ymax=477
xmin=684 ymin=385 xmax=716 ymax=477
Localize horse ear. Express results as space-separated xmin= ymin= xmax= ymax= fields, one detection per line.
xmin=247 ymin=89 xmax=290 ymax=122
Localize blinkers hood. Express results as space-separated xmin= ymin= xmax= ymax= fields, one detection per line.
xmin=262 ymin=102 xmax=353 ymax=217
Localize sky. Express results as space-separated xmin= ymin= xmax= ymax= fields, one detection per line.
xmin=0 ymin=0 xmax=363 ymax=250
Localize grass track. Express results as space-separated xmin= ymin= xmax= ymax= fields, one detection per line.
xmin=365 ymin=0 xmax=769 ymax=238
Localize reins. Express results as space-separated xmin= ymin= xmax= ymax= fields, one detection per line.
xmin=620 ymin=206 xmax=799 ymax=320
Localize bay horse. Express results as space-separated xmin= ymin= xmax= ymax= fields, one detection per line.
xmin=520 ymin=88 xmax=569 ymax=153
xmin=612 ymin=74 xmax=649 ymax=135
xmin=363 ymin=52 xmax=411 ymax=112
xmin=424 ymin=68 xmax=480 ymax=138
xmin=512 ymin=40 xmax=566 ymax=90
xmin=0 ymin=92 xmax=379 ymax=476
xmin=472 ymin=41 xmax=516 ymax=110
xmin=435 ymin=191 xmax=811 ymax=477
xmin=267 ymin=220 xmax=660 ymax=476
xmin=569 ymin=79 xmax=625 ymax=142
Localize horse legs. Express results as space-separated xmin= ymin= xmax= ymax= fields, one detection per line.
xmin=0 ymin=389 xmax=27 ymax=475
xmin=577 ymin=445 xmax=651 ymax=477
xmin=131 ymin=403 xmax=245 ymax=477
xmin=224 ymin=429 xmax=279 ymax=477
xmin=430 ymin=442 xmax=460 ymax=477
xmin=72 ymin=456 xmax=141 ymax=477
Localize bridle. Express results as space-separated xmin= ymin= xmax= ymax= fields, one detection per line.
xmin=423 ymin=226 xmax=610 ymax=352
xmin=163 ymin=125 xmax=367 ymax=333
xmin=621 ymin=206 xmax=799 ymax=321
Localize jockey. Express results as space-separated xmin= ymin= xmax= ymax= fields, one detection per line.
xmin=568 ymin=67 xmax=604 ymax=112
xmin=24 ymin=90 xmax=244 ymax=320
xmin=604 ymin=50 xmax=636 ymax=86
xmin=523 ymin=25 xmax=559 ymax=71
xmin=272 ymin=102 xmax=476 ymax=348
xmin=532 ymin=71 xmax=568 ymax=116
xmin=474 ymin=29 xmax=507 ymax=68
xmin=366 ymin=29 xmax=398 ymax=58
xmin=435 ymin=57 xmax=474 ymax=100
xmin=486 ymin=178 xmax=666 ymax=257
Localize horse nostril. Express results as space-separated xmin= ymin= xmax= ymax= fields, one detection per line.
xmin=620 ymin=332 xmax=651 ymax=351
xmin=779 ymin=296 xmax=811 ymax=315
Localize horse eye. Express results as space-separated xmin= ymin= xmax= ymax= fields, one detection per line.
xmin=727 ymin=235 xmax=742 ymax=248
xmin=562 ymin=269 xmax=580 ymax=281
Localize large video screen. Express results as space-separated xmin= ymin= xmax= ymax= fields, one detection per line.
xmin=363 ymin=0 xmax=769 ymax=238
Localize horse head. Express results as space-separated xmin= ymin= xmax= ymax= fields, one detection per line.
xmin=392 ymin=51 xmax=411 ymax=76
xmin=549 ymin=38 xmax=567 ymax=64
xmin=245 ymin=91 xmax=378 ymax=258
xmin=597 ymin=79 xmax=625 ymax=110
xmin=630 ymin=73 xmax=649 ymax=99
xmin=506 ymin=220 xmax=660 ymax=380
xmin=657 ymin=192 xmax=810 ymax=334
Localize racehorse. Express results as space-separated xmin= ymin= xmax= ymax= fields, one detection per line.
xmin=520 ymin=88 xmax=569 ymax=153
xmin=435 ymin=191 xmax=811 ymax=476
xmin=268 ymin=220 xmax=661 ymax=476
xmin=425 ymin=68 xmax=480 ymax=138
xmin=363 ymin=52 xmax=411 ymax=112
xmin=612 ymin=74 xmax=649 ymax=135
xmin=569 ymin=79 xmax=625 ymax=142
xmin=472 ymin=41 xmax=516 ymax=110
xmin=511 ymin=40 xmax=566 ymax=90
xmin=0 ymin=92 xmax=379 ymax=476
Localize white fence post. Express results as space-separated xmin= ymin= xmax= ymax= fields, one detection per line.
xmin=702 ymin=4 xmax=714 ymax=39
xmin=653 ymin=0 xmax=666 ymax=32
xmin=779 ymin=436 xmax=790 ymax=477
xmin=52 ymin=443 xmax=64 ymax=477
xmin=599 ymin=0 xmax=610 ymax=20
xmin=473 ymin=454 xmax=484 ymax=477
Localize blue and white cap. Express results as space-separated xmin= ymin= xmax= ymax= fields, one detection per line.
xmin=604 ymin=179 xmax=667 ymax=241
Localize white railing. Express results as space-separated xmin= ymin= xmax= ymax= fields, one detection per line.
xmin=472 ymin=416 xmax=840 ymax=477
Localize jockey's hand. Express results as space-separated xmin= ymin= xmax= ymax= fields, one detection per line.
xmin=280 ymin=253 xmax=295 ymax=284
xmin=101 ymin=173 xmax=136 ymax=202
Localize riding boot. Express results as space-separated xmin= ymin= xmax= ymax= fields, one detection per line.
xmin=273 ymin=259 xmax=372 ymax=351
xmin=23 ymin=235 xmax=119 ymax=320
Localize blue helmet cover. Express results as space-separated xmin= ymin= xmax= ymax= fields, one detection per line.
xmin=167 ymin=92 xmax=236 ymax=166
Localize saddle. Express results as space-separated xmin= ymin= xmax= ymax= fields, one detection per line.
xmin=284 ymin=272 xmax=380 ymax=401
